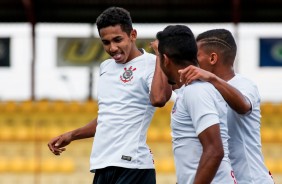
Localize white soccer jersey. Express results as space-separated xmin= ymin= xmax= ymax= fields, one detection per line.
xmin=227 ymin=74 xmax=274 ymax=184
xmin=90 ymin=50 xmax=156 ymax=172
xmin=171 ymin=81 xmax=236 ymax=184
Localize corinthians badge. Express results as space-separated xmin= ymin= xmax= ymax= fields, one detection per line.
xmin=120 ymin=66 xmax=136 ymax=83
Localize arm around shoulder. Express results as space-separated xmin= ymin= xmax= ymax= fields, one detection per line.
xmin=178 ymin=66 xmax=251 ymax=114
xmin=209 ymin=75 xmax=251 ymax=114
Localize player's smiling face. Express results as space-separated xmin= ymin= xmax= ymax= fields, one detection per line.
xmin=99 ymin=25 xmax=136 ymax=64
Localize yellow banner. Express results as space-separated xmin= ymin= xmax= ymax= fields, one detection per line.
xmin=57 ymin=37 xmax=154 ymax=67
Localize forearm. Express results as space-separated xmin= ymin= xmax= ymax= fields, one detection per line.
xmin=209 ymin=75 xmax=251 ymax=114
xmin=194 ymin=124 xmax=224 ymax=184
xmin=71 ymin=118 xmax=97 ymax=141
xmin=150 ymin=56 xmax=172 ymax=107
xmin=194 ymin=149 xmax=223 ymax=184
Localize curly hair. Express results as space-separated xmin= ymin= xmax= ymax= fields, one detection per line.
xmin=96 ymin=7 xmax=133 ymax=36
xmin=156 ymin=25 xmax=198 ymax=67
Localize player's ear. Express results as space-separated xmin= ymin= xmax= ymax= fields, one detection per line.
xmin=130 ymin=29 xmax=137 ymax=41
xmin=163 ymin=54 xmax=170 ymax=67
xmin=210 ymin=52 xmax=218 ymax=65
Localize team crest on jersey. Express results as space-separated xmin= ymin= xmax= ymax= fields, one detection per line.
xmin=120 ymin=66 xmax=136 ymax=83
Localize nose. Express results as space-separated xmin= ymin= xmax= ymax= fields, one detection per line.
xmin=109 ymin=43 xmax=118 ymax=52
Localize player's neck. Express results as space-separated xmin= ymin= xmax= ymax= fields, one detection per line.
xmin=174 ymin=66 xmax=186 ymax=87
xmin=215 ymin=67 xmax=235 ymax=81
xmin=126 ymin=47 xmax=143 ymax=63
xmin=132 ymin=47 xmax=143 ymax=59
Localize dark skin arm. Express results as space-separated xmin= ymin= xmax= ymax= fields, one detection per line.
xmin=194 ymin=124 xmax=224 ymax=184
xmin=47 ymin=118 xmax=97 ymax=155
xmin=179 ymin=65 xmax=251 ymax=114
xmin=150 ymin=40 xmax=172 ymax=107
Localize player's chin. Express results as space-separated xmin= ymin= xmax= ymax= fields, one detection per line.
xmin=115 ymin=59 xmax=127 ymax=64
xmin=114 ymin=55 xmax=127 ymax=64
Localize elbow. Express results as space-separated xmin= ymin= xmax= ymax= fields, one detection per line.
xmin=216 ymin=149 xmax=224 ymax=160
xmin=237 ymin=109 xmax=249 ymax=115
xmin=150 ymin=97 xmax=167 ymax=107
xmin=236 ymin=103 xmax=252 ymax=115
xmin=150 ymin=89 xmax=172 ymax=107
xmin=206 ymin=146 xmax=224 ymax=162
xmin=151 ymin=100 xmax=167 ymax=107
xmin=213 ymin=147 xmax=224 ymax=162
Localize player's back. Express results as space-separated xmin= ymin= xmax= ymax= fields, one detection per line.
xmin=172 ymin=81 xmax=235 ymax=184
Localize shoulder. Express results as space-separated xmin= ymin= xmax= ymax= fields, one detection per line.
xmin=185 ymin=80 xmax=215 ymax=93
xmin=229 ymin=74 xmax=258 ymax=91
xmin=100 ymin=59 xmax=114 ymax=70
xmin=183 ymin=81 xmax=218 ymax=103
xmin=231 ymin=73 xmax=256 ymax=85
xmin=229 ymin=74 xmax=261 ymax=105
xmin=139 ymin=50 xmax=156 ymax=71
xmin=142 ymin=50 xmax=156 ymax=63
xmin=143 ymin=49 xmax=156 ymax=59
xmin=182 ymin=82 xmax=224 ymax=113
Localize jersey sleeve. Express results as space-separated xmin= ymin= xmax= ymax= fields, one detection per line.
xmin=231 ymin=77 xmax=261 ymax=115
xmin=184 ymin=83 xmax=220 ymax=135
xmin=241 ymin=85 xmax=260 ymax=115
xmin=99 ymin=59 xmax=111 ymax=75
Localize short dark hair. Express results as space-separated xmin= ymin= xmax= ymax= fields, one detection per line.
xmin=96 ymin=7 xmax=133 ymax=35
xmin=156 ymin=25 xmax=198 ymax=67
xmin=196 ymin=29 xmax=237 ymax=63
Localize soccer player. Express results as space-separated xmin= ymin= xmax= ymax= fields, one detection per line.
xmin=47 ymin=7 xmax=171 ymax=184
xmin=179 ymin=29 xmax=274 ymax=184
xmin=154 ymin=25 xmax=236 ymax=184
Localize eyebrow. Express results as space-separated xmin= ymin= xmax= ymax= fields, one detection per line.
xmin=102 ymin=35 xmax=123 ymax=42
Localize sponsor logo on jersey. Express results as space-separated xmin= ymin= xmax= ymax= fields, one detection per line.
xmin=121 ymin=155 xmax=132 ymax=161
xmin=120 ymin=66 xmax=136 ymax=83
xmin=100 ymin=71 xmax=107 ymax=76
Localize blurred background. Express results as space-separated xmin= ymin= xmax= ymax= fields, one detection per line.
xmin=1 ymin=0 xmax=282 ymax=183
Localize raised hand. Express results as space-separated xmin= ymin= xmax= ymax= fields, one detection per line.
xmin=150 ymin=39 xmax=159 ymax=56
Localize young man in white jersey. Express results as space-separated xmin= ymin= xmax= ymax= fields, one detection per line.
xmin=47 ymin=7 xmax=172 ymax=184
xmin=179 ymin=29 xmax=274 ymax=184
xmin=154 ymin=25 xmax=236 ymax=184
